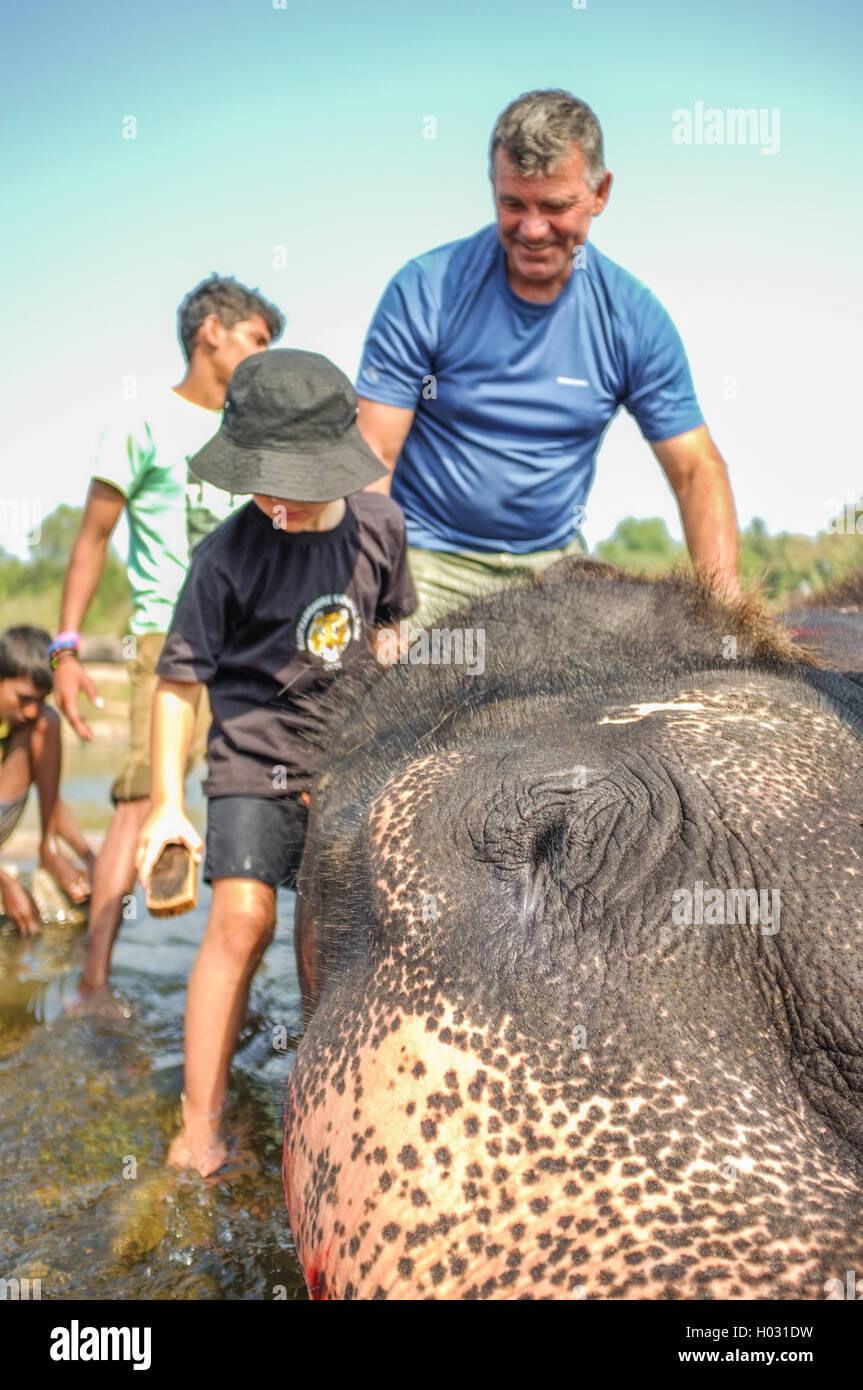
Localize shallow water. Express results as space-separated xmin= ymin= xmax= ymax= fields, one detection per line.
xmin=0 ymin=758 xmax=308 ymax=1301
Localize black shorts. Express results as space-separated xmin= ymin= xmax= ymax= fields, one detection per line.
xmin=204 ymin=795 xmax=309 ymax=889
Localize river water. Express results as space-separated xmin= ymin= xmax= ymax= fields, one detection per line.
xmin=0 ymin=743 xmax=308 ymax=1301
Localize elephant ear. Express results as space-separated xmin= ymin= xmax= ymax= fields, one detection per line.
xmin=785 ymin=565 xmax=863 ymax=677
xmin=785 ymin=608 xmax=863 ymax=678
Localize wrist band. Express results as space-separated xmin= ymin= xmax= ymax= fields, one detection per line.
xmin=50 ymin=648 xmax=79 ymax=669
xmin=49 ymin=631 xmax=81 ymax=669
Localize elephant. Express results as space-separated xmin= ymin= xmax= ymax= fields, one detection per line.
xmin=283 ymin=558 xmax=863 ymax=1300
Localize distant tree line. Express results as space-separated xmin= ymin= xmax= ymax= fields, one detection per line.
xmin=1 ymin=502 xmax=861 ymax=635
xmin=595 ymin=510 xmax=863 ymax=608
xmin=0 ymin=505 xmax=129 ymax=633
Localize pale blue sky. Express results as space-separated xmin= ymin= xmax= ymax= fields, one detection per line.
xmin=3 ymin=0 xmax=861 ymax=557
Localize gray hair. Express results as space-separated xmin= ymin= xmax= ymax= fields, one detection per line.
xmin=489 ymin=89 xmax=606 ymax=191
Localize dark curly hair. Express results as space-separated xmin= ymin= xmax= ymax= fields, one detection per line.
xmin=177 ymin=275 xmax=285 ymax=361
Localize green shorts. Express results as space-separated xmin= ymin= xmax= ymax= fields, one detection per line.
xmin=405 ymin=533 xmax=588 ymax=629
xmin=110 ymin=632 xmax=210 ymax=804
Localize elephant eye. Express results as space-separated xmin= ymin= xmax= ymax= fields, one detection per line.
xmin=531 ymin=818 xmax=568 ymax=871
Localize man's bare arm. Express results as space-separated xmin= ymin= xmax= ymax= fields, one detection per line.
xmin=54 ymin=479 xmax=126 ymax=739
xmin=59 ymin=478 xmax=126 ymax=632
xmin=356 ymin=398 xmax=416 ymax=496
xmin=651 ymin=425 xmax=740 ymax=599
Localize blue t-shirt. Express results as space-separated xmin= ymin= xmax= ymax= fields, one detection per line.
xmin=357 ymin=225 xmax=704 ymax=553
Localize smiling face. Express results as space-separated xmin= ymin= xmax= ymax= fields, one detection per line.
xmin=492 ymin=143 xmax=611 ymax=301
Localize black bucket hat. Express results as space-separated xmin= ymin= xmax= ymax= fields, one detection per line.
xmin=189 ymin=349 xmax=387 ymax=501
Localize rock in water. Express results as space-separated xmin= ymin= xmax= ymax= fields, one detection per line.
xmin=0 ymin=865 xmax=88 ymax=927
xmin=29 ymin=868 xmax=87 ymax=926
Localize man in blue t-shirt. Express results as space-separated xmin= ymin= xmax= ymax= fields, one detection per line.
xmin=356 ymin=88 xmax=740 ymax=624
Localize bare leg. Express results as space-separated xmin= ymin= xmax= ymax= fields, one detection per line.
xmin=29 ymin=707 xmax=93 ymax=903
xmin=78 ymin=798 xmax=151 ymax=995
xmin=53 ymin=798 xmax=96 ymax=871
xmin=167 ymin=878 xmax=275 ymax=1176
xmin=0 ymin=726 xmax=42 ymax=932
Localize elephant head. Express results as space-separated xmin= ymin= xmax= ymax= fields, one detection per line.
xmin=284 ymin=560 xmax=863 ymax=1300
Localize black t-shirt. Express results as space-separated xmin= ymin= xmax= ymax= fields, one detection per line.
xmin=157 ymin=493 xmax=416 ymax=798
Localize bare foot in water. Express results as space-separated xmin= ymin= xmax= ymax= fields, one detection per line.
xmin=167 ymin=1126 xmax=229 ymax=1178
xmin=209 ymin=1120 xmax=261 ymax=1182
xmin=64 ymin=983 xmax=131 ymax=1020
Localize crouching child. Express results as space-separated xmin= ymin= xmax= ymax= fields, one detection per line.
xmin=0 ymin=626 xmax=94 ymax=932
xmin=136 ymin=350 xmax=416 ymax=1176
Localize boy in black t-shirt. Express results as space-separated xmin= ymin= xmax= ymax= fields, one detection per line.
xmin=136 ymin=350 xmax=415 ymax=1176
